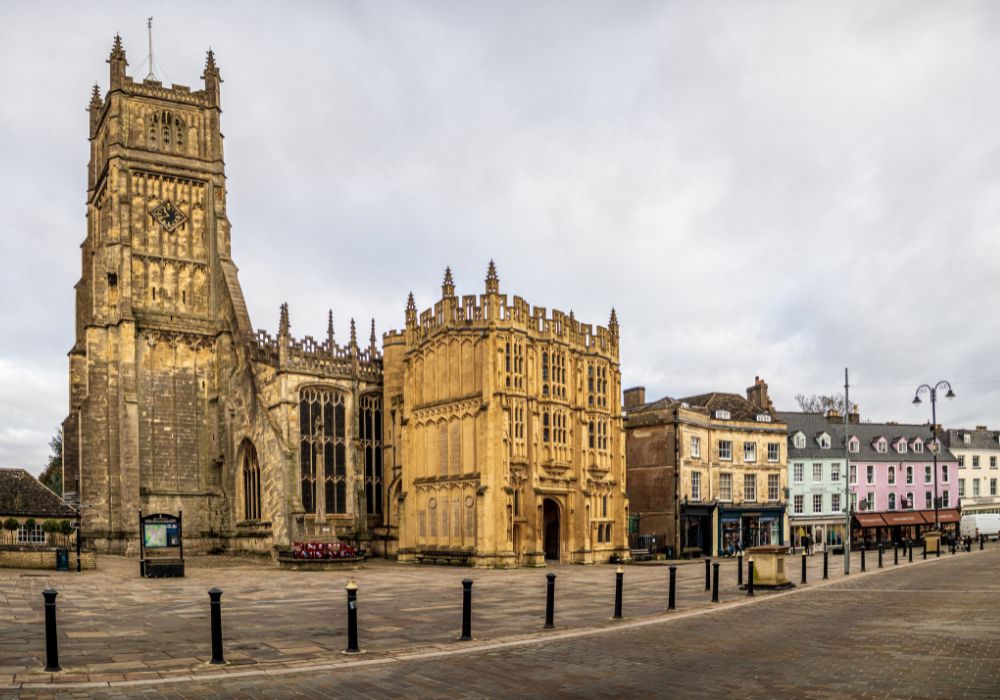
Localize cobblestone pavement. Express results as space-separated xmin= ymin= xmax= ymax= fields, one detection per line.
xmin=1 ymin=545 xmax=996 ymax=697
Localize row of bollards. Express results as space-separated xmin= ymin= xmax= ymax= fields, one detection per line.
xmin=38 ymin=537 xmax=986 ymax=670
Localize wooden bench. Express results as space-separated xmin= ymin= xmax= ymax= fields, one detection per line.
xmin=630 ymin=548 xmax=654 ymax=562
xmin=682 ymin=546 xmax=703 ymax=559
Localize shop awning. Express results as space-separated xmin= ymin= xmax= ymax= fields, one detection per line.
xmin=882 ymin=512 xmax=926 ymax=526
xmin=933 ymin=509 xmax=961 ymax=524
xmin=854 ymin=513 xmax=886 ymax=527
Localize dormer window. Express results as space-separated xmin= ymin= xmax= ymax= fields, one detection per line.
xmin=714 ymin=410 xmax=731 ymax=420
xmin=755 ymin=414 xmax=772 ymax=423
xmin=964 ymin=433 xmax=972 ymax=445
xmin=913 ymin=440 xmax=923 ymax=454
xmin=897 ymin=440 xmax=907 ymax=454
xmin=875 ymin=438 xmax=888 ymax=454
xmin=848 ymin=437 xmax=860 ymax=453
xmin=817 ymin=433 xmax=830 ymax=449
xmin=793 ymin=432 xmax=806 ymax=449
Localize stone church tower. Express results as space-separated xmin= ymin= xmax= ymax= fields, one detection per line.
xmin=383 ymin=264 xmax=629 ymax=566
xmin=64 ymin=37 xmax=384 ymax=555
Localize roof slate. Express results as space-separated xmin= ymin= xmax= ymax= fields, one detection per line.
xmin=945 ymin=428 xmax=1000 ymax=452
xmin=0 ymin=468 xmax=77 ymax=518
xmin=777 ymin=413 xmax=957 ymax=462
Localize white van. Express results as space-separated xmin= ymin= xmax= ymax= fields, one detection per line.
xmin=960 ymin=513 xmax=1000 ymax=541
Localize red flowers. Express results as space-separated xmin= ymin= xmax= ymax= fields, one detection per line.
xmin=291 ymin=541 xmax=358 ymax=559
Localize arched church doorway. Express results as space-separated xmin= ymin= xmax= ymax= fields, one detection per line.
xmin=543 ymin=499 xmax=561 ymax=561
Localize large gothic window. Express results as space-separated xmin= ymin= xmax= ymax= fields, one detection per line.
xmin=241 ymin=440 xmax=261 ymax=520
xmin=299 ymin=387 xmax=347 ymax=514
xmin=359 ymin=394 xmax=383 ymax=516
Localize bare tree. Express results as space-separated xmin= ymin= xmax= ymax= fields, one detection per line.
xmin=794 ymin=393 xmax=847 ymax=413
xmin=38 ymin=430 xmax=62 ymax=496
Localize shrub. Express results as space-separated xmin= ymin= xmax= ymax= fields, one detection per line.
xmin=42 ymin=519 xmax=61 ymax=534
xmin=60 ymin=520 xmax=74 ymax=535
xmin=3 ymin=517 xmax=18 ymax=532
xmin=24 ymin=518 xmax=36 ymax=530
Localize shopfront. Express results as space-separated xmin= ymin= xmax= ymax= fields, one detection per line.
xmin=718 ymin=506 xmax=785 ymax=554
xmin=791 ymin=517 xmax=847 ymax=550
xmin=852 ymin=509 xmax=961 ymax=546
xmin=681 ymin=503 xmax=716 ymax=557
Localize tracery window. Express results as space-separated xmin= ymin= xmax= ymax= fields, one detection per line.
xmin=541 ymin=352 xmax=550 ymax=396
xmin=299 ymin=387 xmax=347 ymax=514
xmin=552 ymin=351 xmax=567 ymax=398
xmin=242 ymin=441 xmax=261 ymax=520
xmin=596 ymin=365 xmax=608 ymax=408
xmin=148 ymin=110 xmax=186 ymax=153
xmin=359 ymin=394 xmax=383 ymax=516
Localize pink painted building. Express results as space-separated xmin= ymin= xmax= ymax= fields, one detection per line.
xmin=846 ymin=422 xmax=959 ymax=543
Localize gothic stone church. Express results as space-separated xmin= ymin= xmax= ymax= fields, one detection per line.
xmin=64 ymin=37 xmax=628 ymax=565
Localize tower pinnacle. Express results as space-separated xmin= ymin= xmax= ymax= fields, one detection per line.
xmin=279 ymin=302 xmax=290 ymax=337
xmin=88 ymin=84 xmax=102 ymax=110
xmin=369 ymin=319 xmax=377 ymax=353
xmin=485 ymin=259 xmax=499 ymax=294
xmin=107 ymin=34 xmax=128 ymax=89
xmin=442 ymin=266 xmax=455 ymax=298
xmin=327 ymin=310 xmax=335 ymax=347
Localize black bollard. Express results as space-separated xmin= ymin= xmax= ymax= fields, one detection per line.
xmin=613 ymin=567 xmax=624 ymax=619
xmin=822 ymin=549 xmax=828 ymax=580
xmin=878 ymin=543 xmax=883 ymax=569
xmin=344 ymin=580 xmax=360 ymax=653
xmin=894 ymin=543 xmax=898 ymax=566
xmin=668 ymin=565 xmax=677 ymax=611
xmin=746 ymin=558 xmax=755 ymax=597
xmin=544 ymin=573 xmax=556 ymax=629
xmin=208 ymin=588 xmax=225 ymax=664
xmin=705 ymin=557 xmax=711 ymax=591
xmin=712 ymin=562 xmax=720 ymax=603
xmin=922 ymin=539 xmax=927 ymax=559
xmin=861 ymin=545 xmax=866 ymax=572
xmin=460 ymin=579 xmax=473 ymax=641
xmin=43 ymin=589 xmax=60 ymax=672
xmin=936 ymin=539 xmax=941 ymax=557
xmin=908 ymin=540 xmax=913 ymax=563
xmin=801 ymin=551 xmax=807 ymax=584
xmin=981 ymin=535 xmax=985 ymax=551
xmin=737 ymin=553 xmax=743 ymax=587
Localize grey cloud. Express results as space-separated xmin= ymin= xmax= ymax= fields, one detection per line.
xmin=2 ymin=1 xmax=999 ymax=474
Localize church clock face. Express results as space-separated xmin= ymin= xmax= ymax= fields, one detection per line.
xmin=149 ymin=200 xmax=187 ymax=232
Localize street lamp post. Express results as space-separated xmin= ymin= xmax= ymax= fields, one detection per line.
xmin=912 ymin=381 xmax=955 ymax=532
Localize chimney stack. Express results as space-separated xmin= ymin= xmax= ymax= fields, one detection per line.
xmin=623 ymin=387 xmax=646 ymax=410
xmin=746 ymin=376 xmax=773 ymax=411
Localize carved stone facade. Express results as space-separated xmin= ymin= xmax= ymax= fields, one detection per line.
xmin=382 ymin=265 xmax=629 ymax=567
xmin=63 ymin=38 xmax=383 ymax=555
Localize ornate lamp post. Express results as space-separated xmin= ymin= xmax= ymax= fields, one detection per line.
xmin=912 ymin=381 xmax=955 ymax=531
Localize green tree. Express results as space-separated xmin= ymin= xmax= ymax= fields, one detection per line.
xmin=38 ymin=430 xmax=63 ymax=496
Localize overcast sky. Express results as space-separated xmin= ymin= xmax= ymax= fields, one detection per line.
xmin=2 ymin=2 xmax=999 ymax=474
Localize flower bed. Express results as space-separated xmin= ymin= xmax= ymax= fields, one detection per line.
xmin=290 ymin=541 xmax=359 ymax=560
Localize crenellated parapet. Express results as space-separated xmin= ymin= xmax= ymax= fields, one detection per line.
xmin=251 ymin=304 xmax=382 ymax=381
xmin=391 ymin=262 xmax=618 ymax=359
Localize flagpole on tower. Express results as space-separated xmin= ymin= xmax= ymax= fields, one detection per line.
xmin=146 ymin=17 xmax=156 ymax=80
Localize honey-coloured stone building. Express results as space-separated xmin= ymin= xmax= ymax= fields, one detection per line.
xmin=63 ymin=37 xmax=384 ymax=555
xmin=382 ymin=265 xmax=629 ymax=566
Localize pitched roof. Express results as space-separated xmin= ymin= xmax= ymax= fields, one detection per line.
xmin=777 ymin=413 xmax=957 ymax=462
xmin=945 ymin=428 xmax=1000 ymax=452
xmin=0 ymin=468 xmax=77 ymax=518
xmin=679 ymin=392 xmax=779 ymax=422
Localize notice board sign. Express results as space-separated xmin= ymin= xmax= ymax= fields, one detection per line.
xmin=138 ymin=511 xmax=185 ymax=577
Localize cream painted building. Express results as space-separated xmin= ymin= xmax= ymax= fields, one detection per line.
xmin=382 ymin=265 xmax=628 ymax=567
xmin=947 ymin=427 xmax=1000 ymax=514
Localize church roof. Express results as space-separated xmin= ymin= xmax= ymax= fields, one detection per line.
xmin=0 ymin=468 xmax=77 ymax=518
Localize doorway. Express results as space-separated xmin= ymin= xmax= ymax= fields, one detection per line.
xmin=543 ymin=499 xmax=560 ymax=561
